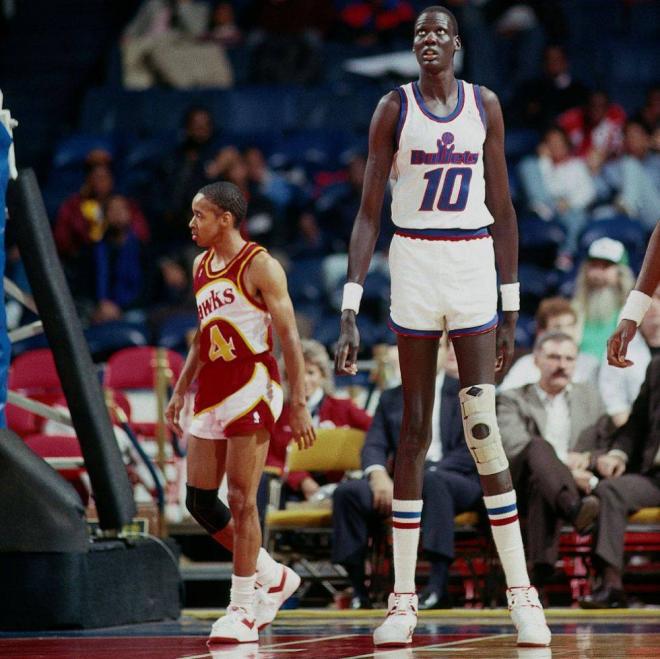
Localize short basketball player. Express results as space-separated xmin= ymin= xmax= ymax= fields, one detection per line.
xmin=166 ymin=181 xmax=315 ymax=644
xmin=608 ymin=221 xmax=659 ymax=367
xmin=335 ymin=5 xmax=551 ymax=648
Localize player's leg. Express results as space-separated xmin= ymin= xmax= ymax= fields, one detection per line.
xmin=452 ymin=330 xmax=551 ymax=647
xmin=186 ymin=435 xmax=233 ymax=546
xmin=374 ymin=334 xmax=439 ymax=647
xmin=208 ymin=429 xmax=269 ymax=643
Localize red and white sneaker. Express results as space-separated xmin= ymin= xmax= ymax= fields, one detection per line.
xmin=254 ymin=564 xmax=301 ymax=630
xmin=373 ymin=592 xmax=418 ymax=647
xmin=507 ymin=586 xmax=552 ymax=647
xmin=208 ymin=605 xmax=258 ymax=644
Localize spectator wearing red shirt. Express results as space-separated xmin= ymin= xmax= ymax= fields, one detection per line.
xmin=558 ymin=90 xmax=626 ymax=167
xmin=54 ymin=157 xmax=150 ymax=259
xmin=54 ymin=156 xmax=150 ymax=308
xmin=257 ymin=339 xmax=371 ymax=520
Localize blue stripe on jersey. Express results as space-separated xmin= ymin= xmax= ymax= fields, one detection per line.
xmin=413 ymin=79 xmax=464 ymax=123
xmin=395 ymin=226 xmax=489 ymax=239
xmin=395 ymin=86 xmax=408 ymax=150
xmin=487 ymin=503 xmax=518 ymax=516
xmin=473 ymin=84 xmax=487 ymax=130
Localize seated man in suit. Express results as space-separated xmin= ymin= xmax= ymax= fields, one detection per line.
xmin=332 ymin=343 xmax=481 ymax=609
xmin=580 ymin=356 xmax=660 ymax=608
xmin=498 ymin=330 xmax=613 ymax=590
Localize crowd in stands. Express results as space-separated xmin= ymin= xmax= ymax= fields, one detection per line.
xmin=5 ymin=0 xmax=659 ymax=610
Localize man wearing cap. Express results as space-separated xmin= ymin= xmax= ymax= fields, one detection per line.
xmin=497 ymin=331 xmax=613 ymax=594
xmin=571 ymin=237 xmax=635 ymax=360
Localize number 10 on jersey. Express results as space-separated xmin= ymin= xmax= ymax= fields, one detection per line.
xmin=419 ymin=166 xmax=472 ymax=212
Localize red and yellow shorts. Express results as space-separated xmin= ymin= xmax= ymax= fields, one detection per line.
xmin=189 ymin=357 xmax=283 ymax=440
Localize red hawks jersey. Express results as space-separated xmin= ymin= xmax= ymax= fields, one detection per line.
xmin=193 ymin=241 xmax=279 ymax=415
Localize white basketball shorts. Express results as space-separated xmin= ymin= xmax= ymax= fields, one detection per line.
xmin=388 ymin=226 xmax=498 ymax=339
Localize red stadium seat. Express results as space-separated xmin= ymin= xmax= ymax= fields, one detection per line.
xmin=104 ymin=346 xmax=184 ymax=438
xmin=104 ymin=346 xmax=184 ymax=390
xmin=8 ymin=348 xmax=62 ymax=398
xmin=7 ymin=349 xmax=64 ymax=437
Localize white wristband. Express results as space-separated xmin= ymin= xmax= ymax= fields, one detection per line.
xmin=500 ymin=283 xmax=520 ymax=312
xmin=619 ymin=290 xmax=652 ymax=326
xmin=588 ymin=475 xmax=599 ymax=491
xmin=341 ymin=282 xmax=363 ymax=314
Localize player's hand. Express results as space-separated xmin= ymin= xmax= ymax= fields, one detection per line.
xmin=607 ymin=319 xmax=637 ymax=368
xmin=495 ymin=311 xmax=518 ymax=374
xmin=290 ymin=403 xmax=316 ymax=450
xmin=369 ymin=470 xmax=393 ymax=515
xmin=165 ymin=391 xmax=185 ymax=437
xmin=597 ymin=454 xmax=626 ymax=478
xmin=335 ymin=310 xmax=360 ymax=376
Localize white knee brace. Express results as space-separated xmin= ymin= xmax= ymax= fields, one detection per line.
xmin=458 ymin=384 xmax=509 ymax=476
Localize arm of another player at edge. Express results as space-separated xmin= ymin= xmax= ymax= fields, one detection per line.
xmin=634 ymin=221 xmax=660 ymax=297
xmin=249 ymin=252 xmax=315 ymax=447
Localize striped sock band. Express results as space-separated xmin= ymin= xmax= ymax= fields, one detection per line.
xmin=392 ymin=499 xmax=423 ymax=593
xmin=484 ymin=491 xmax=530 ymax=588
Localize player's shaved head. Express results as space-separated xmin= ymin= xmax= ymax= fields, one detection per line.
xmin=416 ymin=5 xmax=458 ymax=35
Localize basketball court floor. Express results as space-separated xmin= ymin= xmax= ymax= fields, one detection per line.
xmin=1 ymin=608 xmax=658 ymax=658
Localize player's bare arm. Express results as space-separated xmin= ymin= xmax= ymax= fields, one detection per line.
xmin=481 ymin=86 xmax=519 ymax=374
xmin=165 ymin=253 xmax=204 ymax=436
xmin=608 ymin=221 xmax=660 ymax=367
xmin=335 ymin=91 xmax=400 ymax=375
xmin=248 ymin=252 xmax=315 ymax=449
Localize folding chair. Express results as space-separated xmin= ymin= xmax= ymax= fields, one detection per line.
xmin=263 ymin=427 xmax=365 ymax=598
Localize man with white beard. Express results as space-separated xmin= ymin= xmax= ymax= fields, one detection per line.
xmin=571 ymin=238 xmax=635 ymax=360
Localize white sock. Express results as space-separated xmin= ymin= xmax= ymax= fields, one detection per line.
xmin=392 ymin=499 xmax=423 ymax=594
xmin=230 ymin=573 xmax=257 ymax=611
xmin=484 ymin=491 xmax=530 ymax=588
xmin=256 ymin=547 xmax=280 ymax=587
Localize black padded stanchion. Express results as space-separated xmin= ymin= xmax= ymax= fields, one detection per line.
xmin=0 ymin=429 xmax=88 ymax=552
xmin=7 ymin=169 xmax=135 ymax=529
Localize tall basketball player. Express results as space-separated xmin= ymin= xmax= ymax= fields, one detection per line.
xmin=335 ymin=5 xmax=551 ymax=648
xmin=166 ymin=181 xmax=315 ymax=644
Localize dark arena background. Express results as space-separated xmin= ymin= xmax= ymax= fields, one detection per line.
xmin=0 ymin=1 xmax=658 ymax=657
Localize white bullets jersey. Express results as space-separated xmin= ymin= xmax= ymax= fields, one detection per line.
xmin=390 ymin=80 xmax=494 ymax=230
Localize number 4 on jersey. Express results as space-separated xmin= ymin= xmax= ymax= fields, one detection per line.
xmin=209 ymin=325 xmax=237 ymax=362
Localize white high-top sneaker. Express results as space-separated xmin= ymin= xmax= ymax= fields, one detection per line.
xmin=506 ymin=586 xmax=552 ymax=647
xmin=254 ymin=564 xmax=301 ymax=630
xmin=207 ymin=605 xmax=258 ymax=644
xmin=373 ymin=592 xmax=418 ymax=647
